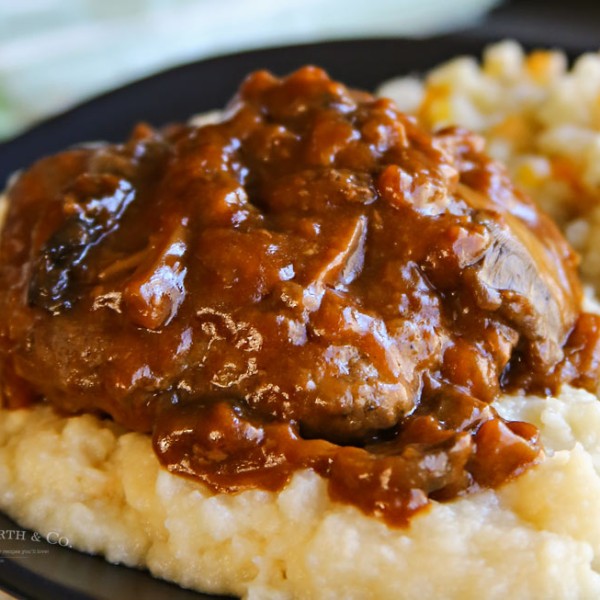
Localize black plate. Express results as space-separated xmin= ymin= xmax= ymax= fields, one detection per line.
xmin=0 ymin=33 xmax=592 ymax=600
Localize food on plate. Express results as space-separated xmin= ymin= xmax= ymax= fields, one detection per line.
xmin=1 ymin=43 xmax=600 ymax=599
xmin=1 ymin=64 xmax=593 ymax=519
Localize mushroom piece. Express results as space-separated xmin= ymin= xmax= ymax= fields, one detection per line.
xmin=458 ymin=182 xmax=580 ymax=368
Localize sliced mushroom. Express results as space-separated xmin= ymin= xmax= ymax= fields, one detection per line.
xmin=122 ymin=217 xmax=188 ymax=330
xmin=459 ymin=183 xmax=580 ymax=366
xmin=28 ymin=174 xmax=135 ymax=314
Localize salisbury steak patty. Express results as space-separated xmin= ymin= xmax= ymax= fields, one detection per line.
xmin=0 ymin=67 xmax=594 ymax=523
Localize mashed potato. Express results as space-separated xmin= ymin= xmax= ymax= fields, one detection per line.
xmin=2 ymin=386 xmax=600 ymax=599
xmin=2 ymin=42 xmax=600 ymax=599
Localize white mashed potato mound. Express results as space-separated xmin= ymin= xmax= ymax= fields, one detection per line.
xmin=3 ymin=42 xmax=600 ymax=599
xmin=2 ymin=386 xmax=600 ymax=599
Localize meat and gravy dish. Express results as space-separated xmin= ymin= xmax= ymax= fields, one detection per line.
xmin=1 ymin=44 xmax=600 ymax=599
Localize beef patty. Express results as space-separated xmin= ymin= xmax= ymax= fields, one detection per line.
xmin=1 ymin=68 xmax=598 ymax=524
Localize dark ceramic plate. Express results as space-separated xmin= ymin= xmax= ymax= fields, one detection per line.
xmin=0 ymin=33 xmax=591 ymax=600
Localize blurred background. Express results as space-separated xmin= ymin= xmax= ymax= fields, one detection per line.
xmin=0 ymin=0 xmax=598 ymax=142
